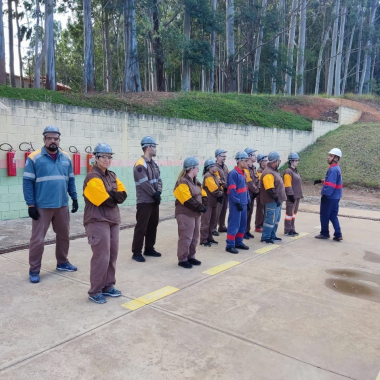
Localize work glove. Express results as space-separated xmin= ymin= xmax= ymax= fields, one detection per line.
xmin=274 ymin=196 xmax=281 ymax=208
xmin=236 ymin=203 xmax=243 ymax=212
xmin=314 ymin=179 xmax=322 ymax=185
xmin=217 ymin=196 xmax=224 ymax=204
xmin=288 ymin=195 xmax=296 ymax=204
xmin=71 ymin=199 xmax=79 ymax=213
xmin=247 ymin=202 xmax=251 ymax=211
xmin=202 ymin=206 xmax=208 ymax=213
xmin=28 ymin=207 xmax=40 ymax=221
xmin=321 ymin=195 xmax=328 ymax=204
xmin=152 ymin=191 xmax=161 ymax=205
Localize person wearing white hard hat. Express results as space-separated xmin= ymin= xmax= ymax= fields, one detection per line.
xmin=314 ymin=148 xmax=343 ymax=241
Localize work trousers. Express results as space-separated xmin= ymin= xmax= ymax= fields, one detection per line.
xmin=85 ymin=222 xmax=120 ymax=296
xmin=226 ymin=204 xmax=247 ymax=248
xmin=176 ymin=214 xmax=201 ymax=262
xmin=215 ymin=192 xmax=228 ymax=230
xmin=200 ymin=205 xmax=218 ymax=243
xmin=246 ymin=194 xmax=258 ymax=233
xmin=132 ymin=202 xmax=159 ymax=254
xmin=255 ymin=196 xmax=264 ymax=228
xmin=284 ymin=198 xmax=300 ymax=234
xmin=320 ymin=198 xmax=342 ymax=238
xmin=29 ymin=206 xmax=70 ymax=272
xmin=262 ymin=202 xmax=282 ymax=241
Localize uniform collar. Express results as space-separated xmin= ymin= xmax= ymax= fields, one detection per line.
xmin=234 ymin=166 xmax=245 ymax=176
xmin=142 ymin=155 xmax=154 ymax=164
xmin=92 ymin=165 xmax=108 ymax=177
xmin=329 ymin=163 xmax=339 ymax=168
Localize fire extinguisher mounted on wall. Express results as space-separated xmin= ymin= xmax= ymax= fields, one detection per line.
xmin=19 ymin=142 xmax=35 ymax=163
xmin=0 ymin=143 xmax=17 ymax=177
xmin=85 ymin=146 xmax=95 ymax=173
xmin=69 ymin=146 xmax=81 ymax=175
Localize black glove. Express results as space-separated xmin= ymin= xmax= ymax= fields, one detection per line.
xmin=314 ymin=179 xmax=322 ymax=185
xmin=152 ymin=191 xmax=161 ymax=205
xmin=217 ymin=196 xmax=224 ymax=204
xmin=288 ymin=195 xmax=295 ymax=204
xmin=202 ymin=206 xmax=208 ymax=213
xmin=247 ymin=202 xmax=251 ymax=211
xmin=71 ymin=199 xmax=79 ymax=213
xmin=28 ymin=207 xmax=40 ymax=220
xmin=321 ymin=195 xmax=328 ymax=204
xmin=236 ymin=203 xmax=243 ymax=212
xmin=274 ymin=196 xmax=281 ymax=207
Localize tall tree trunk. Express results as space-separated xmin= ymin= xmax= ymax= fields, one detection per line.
xmin=8 ymin=0 xmax=15 ymax=87
xmin=153 ymin=0 xmax=164 ymax=91
xmin=101 ymin=6 xmax=107 ymax=89
xmin=15 ymin=0 xmax=23 ymax=87
xmin=315 ymin=26 xmax=330 ymax=95
xmin=355 ymin=5 xmax=363 ymax=93
xmin=209 ymin=0 xmax=217 ymax=92
xmin=252 ymin=0 xmax=267 ymax=94
xmin=237 ymin=23 xmax=241 ymax=93
xmin=341 ymin=24 xmax=355 ymax=95
xmin=83 ymin=0 xmax=94 ymax=92
xmin=45 ymin=0 xmax=55 ymax=90
xmin=226 ymin=0 xmax=236 ymax=92
xmin=123 ymin=0 xmax=141 ymax=92
xmin=105 ymin=4 xmax=113 ymax=92
xmin=247 ymin=0 xmax=254 ymax=94
xmin=181 ymin=2 xmax=190 ymax=92
xmin=284 ymin=0 xmax=298 ymax=95
xmin=272 ymin=0 xmax=284 ymax=94
xmin=0 ymin=0 xmax=6 ymax=85
xmin=334 ymin=3 xmax=346 ymax=96
xmin=327 ymin=0 xmax=340 ymax=96
xmin=295 ymin=0 xmax=306 ymax=95
xmin=33 ymin=0 xmax=42 ymax=88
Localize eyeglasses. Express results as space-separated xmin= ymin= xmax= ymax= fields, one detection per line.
xmin=220 ymin=155 xmax=227 ymax=158
xmin=98 ymin=155 xmax=113 ymax=160
xmin=45 ymin=137 xmax=60 ymax=142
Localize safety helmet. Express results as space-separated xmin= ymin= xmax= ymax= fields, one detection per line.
xmin=288 ymin=152 xmax=300 ymax=161
xmin=93 ymin=143 xmax=114 ymax=156
xmin=234 ymin=151 xmax=249 ymax=162
xmin=257 ymin=154 xmax=268 ymax=163
xmin=215 ymin=149 xmax=227 ymax=158
xmin=244 ymin=147 xmax=257 ymax=156
xmin=268 ymin=151 xmax=281 ymax=162
xmin=43 ymin=125 xmax=61 ymax=136
xmin=204 ymin=159 xmax=215 ymax=170
xmin=141 ymin=136 xmax=158 ymax=148
xmin=183 ymin=156 xmax=199 ymax=170
xmin=328 ymin=148 xmax=342 ymax=158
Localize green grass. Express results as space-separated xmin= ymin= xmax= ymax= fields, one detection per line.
xmin=298 ymin=123 xmax=380 ymax=188
xmin=0 ymin=86 xmax=312 ymax=131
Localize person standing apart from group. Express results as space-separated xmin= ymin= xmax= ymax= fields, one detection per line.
xmin=314 ymin=148 xmax=343 ymax=241
xmin=213 ymin=149 xmax=229 ymax=236
xmin=260 ymin=151 xmax=286 ymax=244
xmin=174 ymin=157 xmax=208 ymax=268
xmin=254 ymin=154 xmax=268 ymax=233
xmin=23 ymin=125 xmax=78 ymax=284
xmin=83 ymin=144 xmax=127 ymax=304
xmin=225 ymin=151 xmax=250 ymax=254
xmin=243 ymin=148 xmax=260 ymax=239
xmin=131 ymin=136 xmax=162 ymax=262
xmin=200 ymin=159 xmax=224 ymax=247
xmin=283 ymin=153 xmax=303 ymax=236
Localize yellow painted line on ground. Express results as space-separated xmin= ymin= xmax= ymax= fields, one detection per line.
xmin=254 ymin=244 xmax=281 ymax=254
xmin=121 ymin=286 xmax=180 ymax=310
xmin=376 ymin=371 xmax=380 ymax=380
xmin=202 ymin=261 xmax=241 ymax=276
xmin=288 ymin=232 xmax=310 ymax=240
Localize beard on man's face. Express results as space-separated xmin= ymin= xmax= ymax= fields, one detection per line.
xmin=47 ymin=143 xmax=58 ymax=152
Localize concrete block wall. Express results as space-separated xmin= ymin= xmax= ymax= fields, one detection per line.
xmin=0 ymin=97 xmax=355 ymax=220
xmin=338 ymin=106 xmax=362 ymax=125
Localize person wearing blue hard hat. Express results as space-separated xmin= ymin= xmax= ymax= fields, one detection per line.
xmin=254 ymin=154 xmax=268 ymax=232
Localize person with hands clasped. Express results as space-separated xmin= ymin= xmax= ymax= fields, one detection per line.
xmin=259 ymin=151 xmax=286 ymax=244
xmin=314 ymin=148 xmax=343 ymax=241
xmin=200 ymin=159 xmax=224 ymax=247
xmin=225 ymin=151 xmax=251 ymax=254
xmin=83 ymin=143 xmax=127 ymax=304
xmin=131 ymin=136 xmax=163 ymax=262
xmin=174 ymin=157 xmax=208 ymax=269
xmin=283 ymin=153 xmax=303 ymax=236
xmin=23 ymin=125 xmax=78 ymax=284
xmin=254 ymin=154 xmax=268 ymax=233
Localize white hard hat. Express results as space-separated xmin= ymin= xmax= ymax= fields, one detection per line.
xmin=328 ymin=148 xmax=342 ymax=158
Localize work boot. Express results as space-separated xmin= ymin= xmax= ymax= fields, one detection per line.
xmin=272 ymin=237 xmax=282 ymax=241
xmin=218 ymin=226 xmax=227 ymax=233
xmin=132 ymin=253 xmax=146 ymax=262
xmin=29 ymin=271 xmax=40 ymax=284
xmin=261 ymin=239 xmax=274 ymax=244
xmin=56 ymin=261 xmax=77 ymax=272
xmin=144 ymin=248 xmax=162 ymax=257
xmin=188 ymin=258 xmax=201 ymax=266
xmin=235 ymin=243 xmax=249 ymax=250
xmin=246 ymin=232 xmax=254 ymax=238
xmin=243 ymin=233 xmax=250 ymax=240
xmin=315 ymin=234 xmax=329 ymax=239
xmin=200 ymin=242 xmax=212 ymax=247
xmin=178 ymin=261 xmax=192 ymax=269
xmin=102 ymin=287 xmax=122 ymax=297
xmin=255 ymin=227 xmax=263 ymax=233
xmin=333 ymin=236 xmax=343 ymax=242
xmin=292 ymin=231 xmax=299 ymax=236
xmin=208 ymin=239 xmax=218 ymax=245
xmin=212 ymin=231 xmax=219 ymax=237
xmin=226 ymin=247 xmax=239 ymax=254
xmin=285 ymin=231 xmax=296 ymax=236
xmin=89 ymin=294 xmax=107 ymax=304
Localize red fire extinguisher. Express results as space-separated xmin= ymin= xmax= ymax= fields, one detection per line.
xmin=19 ymin=142 xmax=35 ymax=163
xmin=69 ymin=146 xmax=81 ymax=175
xmin=0 ymin=143 xmax=17 ymax=176
xmin=85 ymin=146 xmax=95 ymax=173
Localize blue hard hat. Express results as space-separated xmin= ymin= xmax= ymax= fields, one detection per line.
xmin=268 ymin=151 xmax=281 ymax=162
xmin=141 ymin=136 xmax=158 ymax=148
xmin=215 ymin=149 xmax=227 ymax=157
xmin=43 ymin=125 xmax=60 ymax=136
xmin=244 ymin=147 xmax=257 ymax=156
xmin=288 ymin=152 xmax=300 ymax=161
xmin=204 ymin=159 xmax=215 ymax=169
xmin=257 ymin=154 xmax=268 ymax=163
xmin=183 ymin=156 xmax=199 ymax=170
xmin=93 ymin=143 xmax=114 ymax=155
xmin=235 ymin=151 xmax=249 ymax=161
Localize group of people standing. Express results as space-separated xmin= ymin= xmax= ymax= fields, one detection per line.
xmin=22 ymin=125 xmax=343 ymax=304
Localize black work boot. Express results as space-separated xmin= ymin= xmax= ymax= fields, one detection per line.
xmin=188 ymin=258 xmax=201 ymax=266
xmin=200 ymin=242 xmax=212 ymax=247
xmin=178 ymin=261 xmax=192 ymax=269
xmin=315 ymin=234 xmax=329 ymax=239
xmin=144 ymin=248 xmax=162 ymax=257
xmin=212 ymin=231 xmax=219 ymax=237
xmin=132 ymin=253 xmax=146 ymax=262
xmin=226 ymin=247 xmax=239 ymax=254
xmin=261 ymin=239 xmax=274 ymax=244
xmin=235 ymin=243 xmax=249 ymax=250
xmin=208 ymin=239 xmax=218 ymax=245
xmin=246 ymin=232 xmax=254 ymax=238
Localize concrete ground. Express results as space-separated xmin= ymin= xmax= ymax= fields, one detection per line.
xmin=1 ymin=205 xmax=380 ymax=380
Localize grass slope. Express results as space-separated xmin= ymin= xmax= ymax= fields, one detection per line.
xmin=0 ymin=86 xmax=312 ymax=131
xmin=298 ymin=123 xmax=380 ymax=188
